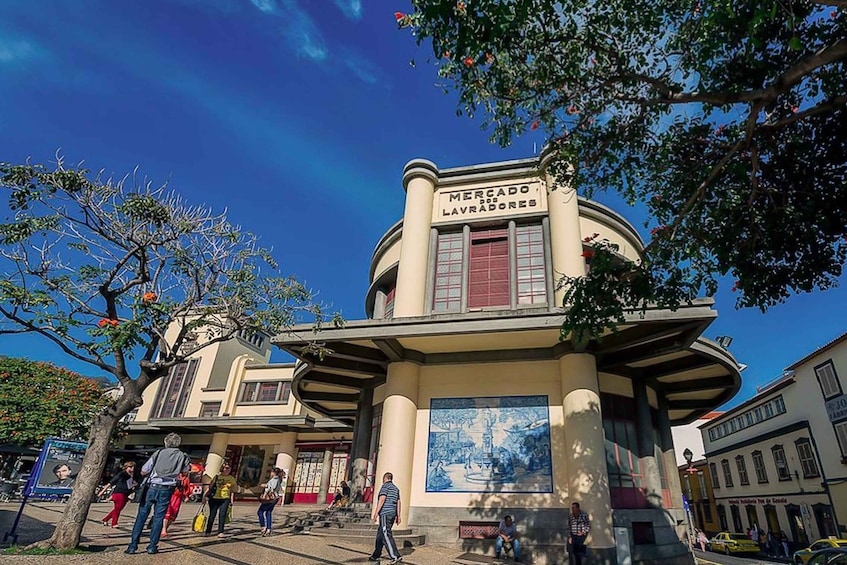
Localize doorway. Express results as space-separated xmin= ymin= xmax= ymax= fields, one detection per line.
xmin=813 ymin=504 xmax=838 ymax=538
xmin=786 ymin=504 xmax=809 ymax=547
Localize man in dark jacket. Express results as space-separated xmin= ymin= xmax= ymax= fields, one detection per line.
xmin=126 ymin=433 xmax=191 ymax=555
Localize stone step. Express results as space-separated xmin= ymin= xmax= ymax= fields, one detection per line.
xmin=305 ymin=530 xmax=426 ymax=547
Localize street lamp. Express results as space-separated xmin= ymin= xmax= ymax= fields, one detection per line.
xmin=682 ymin=448 xmax=697 ymax=549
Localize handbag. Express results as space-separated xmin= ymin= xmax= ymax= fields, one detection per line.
xmin=206 ymin=475 xmax=219 ymax=499
xmin=225 ymin=503 xmax=233 ymax=524
xmin=192 ymin=503 xmax=207 ymax=533
xmin=134 ymin=450 xmax=160 ymax=504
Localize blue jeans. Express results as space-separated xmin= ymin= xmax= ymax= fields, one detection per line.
xmin=258 ymin=501 xmax=276 ymax=529
xmin=496 ymin=536 xmax=521 ymax=559
xmin=127 ymin=484 xmax=174 ymax=553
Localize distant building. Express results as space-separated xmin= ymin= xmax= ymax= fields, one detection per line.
xmin=701 ymin=330 xmax=847 ymax=550
xmin=673 ymin=412 xmax=723 ymax=536
xmin=672 ymin=412 xmax=724 ymax=466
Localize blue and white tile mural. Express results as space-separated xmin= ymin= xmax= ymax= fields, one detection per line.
xmin=426 ymin=395 xmax=553 ymax=493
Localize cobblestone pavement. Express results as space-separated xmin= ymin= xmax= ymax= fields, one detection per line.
xmin=0 ymin=501 xmax=493 ymax=564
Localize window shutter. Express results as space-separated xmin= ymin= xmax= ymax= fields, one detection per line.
xmin=468 ymin=228 xmax=510 ymax=308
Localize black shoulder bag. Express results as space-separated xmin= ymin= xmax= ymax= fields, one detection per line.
xmin=135 ymin=450 xmax=160 ymax=505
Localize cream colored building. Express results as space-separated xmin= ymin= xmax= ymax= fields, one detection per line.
xmin=700 ymin=331 xmax=847 ymax=550
xmin=270 ymin=153 xmax=743 ymax=564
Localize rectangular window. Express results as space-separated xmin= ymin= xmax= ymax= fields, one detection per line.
xmin=752 ymin=451 xmax=768 ymax=483
xmin=239 ymin=381 xmax=292 ymax=404
xmin=152 ymin=359 xmax=199 ymax=419
xmin=709 ymin=429 xmax=716 ymax=441
xmin=384 ymin=287 xmax=396 ymax=319
xmin=835 ymin=422 xmax=847 ymax=458
xmin=433 ymin=232 xmax=464 ymax=312
xmin=515 ymin=224 xmax=546 ymax=305
xmin=710 ymin=462 xmax=720 ymax=488
xmin=721 ymin=459 xmax=734 ymax=487
xmin=200 ymin=402 xmax=221 ymax=418
xmin=816 ymin=361 xmax=842 ymax=399
xmin=468 ymin=228 xmax=510 ymax=308
xmin=772 ymin=446 xmax=791 ymax=480
xmin=796 ymin=440 xmax=820 ymax=478
xmin=736 ymin=455 xmax=750 ymax=485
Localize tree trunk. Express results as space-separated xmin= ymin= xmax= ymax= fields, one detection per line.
xmin=35 ymin=390 xmax=140 ymax=550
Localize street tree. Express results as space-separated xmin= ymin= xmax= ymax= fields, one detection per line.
xmin=0 ymin=157 xmax=338 ymax=549
xmin=399 ymin=0 xmax=847 ymax=340
xmin=0 ymin=356 xmax=111 ymax=447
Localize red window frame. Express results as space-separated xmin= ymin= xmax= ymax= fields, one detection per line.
xmin=151 ymin=360 xmax=198 ymax=419
xmin=468 ymin=228 xmax=510 ymax=308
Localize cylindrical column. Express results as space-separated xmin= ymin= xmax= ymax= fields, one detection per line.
xmin=633 ymin=380 xmax=664 ymax=508
xmin=657 ymin=395 xmax=684 ymax=509
xmin=350 ymin=387 xmax=375 ymax=501
xmin=394 ymin=160 xmax=438 ymax=318
xmin=317 ymin=448 xmax=334 ymax=504
xmin=560 ymin=353 xmax=613 ymax=551
xmin=374 ymin=361 xmax=420 ymax=526
xmin=540 ymin=150 xmax=585 ymax=308
xmin=275 ymin=432 xmax=298 ymax=484
xmin=204 ymin=432 xmax=230 ymax=481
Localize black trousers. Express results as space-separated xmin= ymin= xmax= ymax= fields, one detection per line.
xmin=569 ymin=534 xmax=587 ymax=565
xmin=206 ymin=498 xmax=230 ymax=534
xmin=372 ymin=513 xmax=400 ymax=560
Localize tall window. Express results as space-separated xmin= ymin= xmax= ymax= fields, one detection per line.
xmin=468 ymin=228 xmax=510 ymax=308
xmin=152 ymin=359 xmax=199 ymax=419
xmin=815 ymin=361 xmax=842 ymax=399
xmin=721 ymin=459 xmax=734 ymax=487
xmin=710 ymin=462 xmax=720 ymax=488
xmin=835 ymin=422 xmax=847 ymax=458
xmin=384 ymin=287 xmax=396 ymax=319
xmin=602 ymin=395 xmax=646 ymax=509
xmin=772 ymin=445 xmax=791 ymax=480
xmin=735 ymin=455 xmax=750 ymax=485
xmin=795 ymin=439 xmax=820 ymax=478
xmin=515 ymin=224 xmax=546 ymax=305
xmin=433 ymin=232 xmax=464 ymax=312
xmin=200 ymin=402 xmax=221 ymax=418
xmin=752 ymin=451 xmax=768 ymax=483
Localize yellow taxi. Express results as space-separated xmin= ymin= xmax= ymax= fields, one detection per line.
xmin=793 ymin=539 xmax=847 ymax=564
xmin=709 ymin=532 xmax=761 ymax=555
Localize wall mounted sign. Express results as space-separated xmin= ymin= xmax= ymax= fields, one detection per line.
xmin=435 ymin=182 xmax=545 ymax=222
xmin=826 ymin=394 xmax=847 ymax=423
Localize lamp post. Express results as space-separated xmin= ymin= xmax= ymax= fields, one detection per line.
xmin=682 ymin=449 xmax=697 ymax=549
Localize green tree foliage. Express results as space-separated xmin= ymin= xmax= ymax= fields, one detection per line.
xmin=0 ymin=357 xmax=110 ymax=446
xmin=400 ymin=0 xmax=847 ymax=340
xmin=0 ymin=157 xmax=338 ymax=548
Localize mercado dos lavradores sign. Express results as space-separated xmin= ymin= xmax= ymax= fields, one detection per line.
xmin=30 ymin=438 xmax=87 ymax=496
xmin=435 ymin=182 xmax=545 ymax=222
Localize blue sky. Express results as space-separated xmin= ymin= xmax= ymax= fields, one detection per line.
xmin=1 ymin=0 xmax=845 ymax=409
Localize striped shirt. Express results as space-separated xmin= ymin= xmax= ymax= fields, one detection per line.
xmin=377 ymin=481 xmax=400 ymax=516
xmin=569 ymin=511 xmax=590 ymax=536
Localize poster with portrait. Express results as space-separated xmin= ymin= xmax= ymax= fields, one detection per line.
xmin=30 ymin=438 xmax=87 ymax=495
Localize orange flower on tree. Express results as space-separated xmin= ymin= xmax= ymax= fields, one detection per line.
xmin=142 ymin=291 xmax=157 ymax=304
xmin=463 ymin=56 xmax=474 ymax=67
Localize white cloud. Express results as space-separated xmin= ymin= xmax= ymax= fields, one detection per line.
xmin=333 ymin=0 xmax=362 ymax=20
xmin=0 ymin=38 xmax=40 ymax=63
xmin=247 ymin=0 xmax=328 ymax=61
xmin=249 ymin=0 xmax=276 ymax=14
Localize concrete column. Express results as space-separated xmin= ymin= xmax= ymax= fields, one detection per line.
xmin=633 ymin=380 xmax=664 ymax=508
xmin=394 ymin=160 xmax=438 ymax=318
xmin=317 ymin=447 xmax=334 ymax=504
xmin=350 ymin=387 xmax=375 ymax=502
xmin=560 ymin=353 xmax=614 ymax=551
xmin=373 ymin=289 xmax=387 ymax=319
xmin=274 ymin=431 xmax=298 ymax=486
xmin=540 ymin=150 xmax=585 ymax=308
xmin=374 ymin=361 xmax=419 ymax=526
xmin=657 ymin=395 xmax=684 ymax=509
xmin=204 ymin=432 xmax=230 ymax=482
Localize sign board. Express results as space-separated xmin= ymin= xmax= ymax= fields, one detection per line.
xmin=728 ymin=497 xmax=788 ymax=505
xmin=29 ymin=438 xmax=87 ymax=496
xmin=615 ymin=527 xmax=632 ymax=565
xmin=434 ymin=182 xmax=545 ymax=223
xmin=682 ymin=493 xmax=690 ymax=513
xmin=826 ymin=394 xmax=847 ymax=423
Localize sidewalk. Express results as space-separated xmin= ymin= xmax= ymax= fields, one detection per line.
xmin=0 ymin=501 xmax=499 ymax=564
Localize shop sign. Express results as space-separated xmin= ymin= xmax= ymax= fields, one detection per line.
xmin=728 ymin=497 xmax=788 ymax=505
xmin=436 ymin=182 xmax=543 ymax=221
xmin=826 ymin=394 xmax=847 ymax=423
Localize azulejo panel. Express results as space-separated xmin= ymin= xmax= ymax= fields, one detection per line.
xmin=426 ymin=395 xmax=552 ymax=493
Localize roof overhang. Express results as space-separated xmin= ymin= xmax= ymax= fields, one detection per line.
xmin=275 ymin=299 xmax=742 ymax=426
xmin=128 ymin=414 xmax=350 ymax=435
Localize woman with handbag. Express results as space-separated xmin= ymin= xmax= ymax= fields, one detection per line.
xmin=257 ymin=467 xmax=282 ymax=536
xmin=203 ymin=463 xmax=236 ymax=538
xmin=99 ymin=461 xmax=136 ymax=527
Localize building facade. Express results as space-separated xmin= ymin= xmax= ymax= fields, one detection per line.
xmin=673 ymin=412 xmax=723 ymax=536
xmin=700 ymin=331 xmax=847 ymax=551
xmin=273 ymin=153 xmax=743 ymax=564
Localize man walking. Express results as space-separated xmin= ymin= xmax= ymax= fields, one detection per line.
xmin=369 ymin=472 xmax=402 ymax=564
xmin=567 ymin=501 xmax=590 ymax=565
xmin=125 ymin=433 xmax=191 ymax=555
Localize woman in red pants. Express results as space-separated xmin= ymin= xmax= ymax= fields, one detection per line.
xmin=99 ymin=461 xmax=136 ymax=527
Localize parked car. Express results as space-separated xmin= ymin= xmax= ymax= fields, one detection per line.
xmin=709 ymin=532 xmax=761 ymax=555
xmin=795 ymin=541 xmax=847 ymax=564
xmin=806 ymin=548 xmax=847 ymax=564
